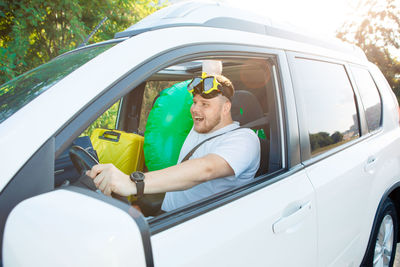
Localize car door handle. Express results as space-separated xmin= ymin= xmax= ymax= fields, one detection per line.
xmin=364 ymin=155 xmax=377 ymax=173
xmin=272 ymin=201 xmax=312 ymax=234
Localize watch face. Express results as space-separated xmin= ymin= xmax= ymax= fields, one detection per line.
xmin=133 ymin=171 xmax=144 ymax=182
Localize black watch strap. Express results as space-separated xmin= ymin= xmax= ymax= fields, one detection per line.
xmin=130 ymin=171 xmax=145 ymax=198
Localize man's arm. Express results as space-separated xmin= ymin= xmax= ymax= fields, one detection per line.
xmin=86 ymin=153 xmax=234 ymax=197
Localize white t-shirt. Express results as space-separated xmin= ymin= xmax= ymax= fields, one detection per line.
xmin=161 ymin=122 xmax=260 ymax=212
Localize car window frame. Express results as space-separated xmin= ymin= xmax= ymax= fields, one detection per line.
xmin=141 ymin=52 xmax=292 ymax=233
xmin=286 ymin=52 xmax=367 ymax=164
xmin=347 ymin=63 xmax=383 ymax=135
xmin=53 ymin=43 xmax=300 ymax=233
xmin=146 ymin=55 xmax=286 ymax=230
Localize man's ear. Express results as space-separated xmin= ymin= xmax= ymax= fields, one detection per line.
xmin=223 ymin=99 xmax=231 ymax=114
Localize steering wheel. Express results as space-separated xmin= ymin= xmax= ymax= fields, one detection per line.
xmin=69 ymin=145 xmax=130 ymax=204
xmin=69 ymin=145 xmax=99 ymax=173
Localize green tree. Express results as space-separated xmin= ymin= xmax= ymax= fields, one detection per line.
xmin=0 ymin=0 xmax=161 ymax=84
xmin=310 ymin=132 xmax=334 ymax=151
xmin=336 ymin=0 xmax=400 ymax=102
xmin=331 ymin=131 xmax=343 ymax=143
xmin=81 ymin=100 xmax=121 ymax=138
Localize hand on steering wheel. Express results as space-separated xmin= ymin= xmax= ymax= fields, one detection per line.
xmin=69 ymin=145 xmax=130 ymax=204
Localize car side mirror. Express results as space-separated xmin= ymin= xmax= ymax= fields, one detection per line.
xmin=3 ymin=188 xmax=149 ymax=267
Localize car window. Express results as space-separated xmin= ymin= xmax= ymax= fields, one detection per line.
xmin=0 ymin=43 xmax=116 ymax=124
xmin=139 ymin=81 xmax=182 ymax=134
xmin=81 ymin=100 xmax=121 ymax=137
xmin=291 ymin=58 xmax=360 ymax=156
xmin=350 ymin=66 xmax=382 ymax=132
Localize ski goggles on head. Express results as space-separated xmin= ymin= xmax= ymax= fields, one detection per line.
xmin=187 ymin=76 xmax=232 ymax=100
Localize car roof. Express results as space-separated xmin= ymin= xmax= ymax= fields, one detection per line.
xmin=114 ymin=0 xmax=367 ymax=61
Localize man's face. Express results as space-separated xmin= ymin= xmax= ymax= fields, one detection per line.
xmin=190 ymin=94 xmax=225 ymax=133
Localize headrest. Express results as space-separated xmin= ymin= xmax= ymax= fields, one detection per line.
xmin=231 ymin=90 xmax=264 ymax=126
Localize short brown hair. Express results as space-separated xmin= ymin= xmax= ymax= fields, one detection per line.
xmin=215 ymin=75 xmax=235 ymax=100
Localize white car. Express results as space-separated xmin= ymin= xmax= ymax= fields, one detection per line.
xmin=1 ymin=1 xmax=400 ymax=267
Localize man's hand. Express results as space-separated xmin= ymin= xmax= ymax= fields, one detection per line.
xmin=86 ymin=164 xmax=136 ymax=197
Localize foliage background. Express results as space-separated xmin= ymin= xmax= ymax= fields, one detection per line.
xmin=0 ymin=0 xmax=160 ymax=85
xmin=337 ymin=0 xmax=400 ymax=102
xmin=0 ymin=0 xmax=162 ymax=133
xmin=81 ymin=100 xmax=121 ymax=137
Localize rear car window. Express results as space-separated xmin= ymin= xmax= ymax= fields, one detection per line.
xmin=0 ymin=43 xmax=116 ymax=124
xmin=350 ymin=66 xmax=382 ymax=132
xmin=292 ymin=58 xmax=360 ymax=156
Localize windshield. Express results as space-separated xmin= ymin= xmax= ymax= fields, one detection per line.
xmin=0 ymin=43 xmax=116 ymax=124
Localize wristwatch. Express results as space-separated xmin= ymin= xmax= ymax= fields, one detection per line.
xmin=130 ymin=171 xmax=145 ymax=198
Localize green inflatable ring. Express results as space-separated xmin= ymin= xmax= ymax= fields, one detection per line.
xmin=144 ymin=80 xmax=193 ymax=171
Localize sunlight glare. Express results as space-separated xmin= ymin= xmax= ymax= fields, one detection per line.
xmin=223 ymin=0 xmax=360 ymax=37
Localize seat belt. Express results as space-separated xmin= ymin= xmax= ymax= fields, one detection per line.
xmin=180 ymin=130 xmax=236 ymax=162
xmin=180 ymin=115 xmax=268 ymax=162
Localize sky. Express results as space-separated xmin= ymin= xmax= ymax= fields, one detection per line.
xmin=224 ymin=0 xmax=361 ymax=38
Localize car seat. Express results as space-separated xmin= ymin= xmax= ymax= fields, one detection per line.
xmin=231 ymin=90 xmax=269 ymax=176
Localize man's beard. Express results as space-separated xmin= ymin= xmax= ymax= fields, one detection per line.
xmin=195 ymin=114 xmax=221 ymax=134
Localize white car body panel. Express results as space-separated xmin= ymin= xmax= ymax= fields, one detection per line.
xmin=152 ymin=171 xmax=318 ymax=267
xmin=122 ymin=1 xmax=273 ymax=33
xmin=3 ymin=189 xmax=146 ymax=267
xmin=305 ymin=140 xmax=373 ymax=266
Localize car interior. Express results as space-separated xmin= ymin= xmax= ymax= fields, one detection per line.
xmin=54 ymin=56 xmax=282 ymax=217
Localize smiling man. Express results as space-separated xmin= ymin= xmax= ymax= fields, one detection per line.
xmin=86 ymin=74 xmax=260 ymax=212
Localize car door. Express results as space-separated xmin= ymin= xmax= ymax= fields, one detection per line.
xmin=150 ymin=170 xmax=317 ymax=267
xmin=147 ymin=49 xmax=318 ymax=267
xmin=288 ymin=53 xmax=372 ymax=266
